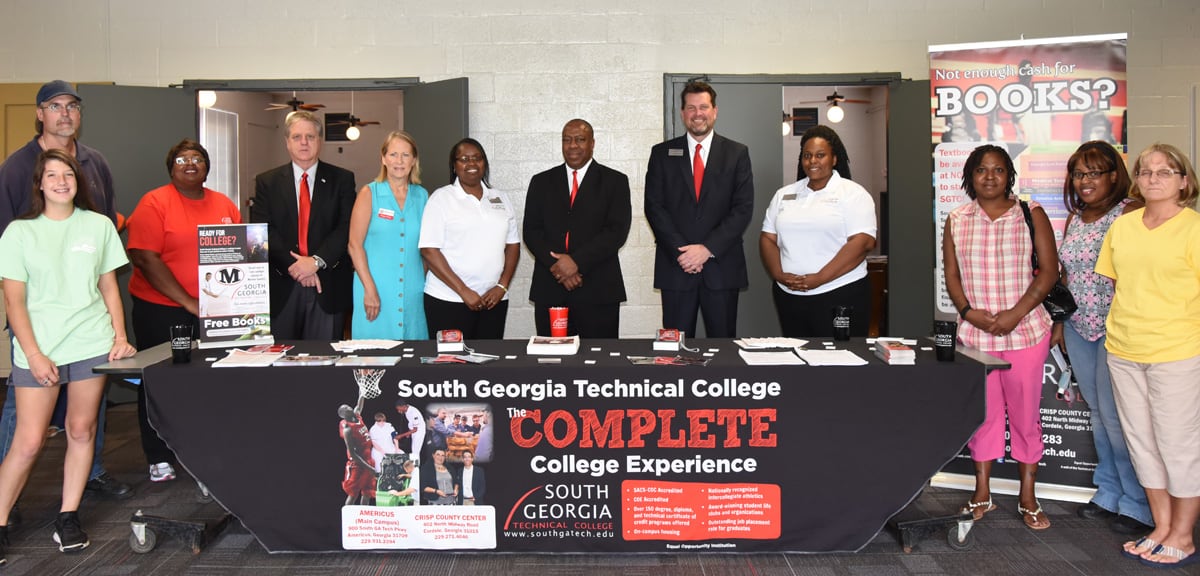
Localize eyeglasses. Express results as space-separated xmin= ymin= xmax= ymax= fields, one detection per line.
xmin=40 ymin=102 xmax=82 ymax=113
xmin=455 ymin=155 xmax=482 ymax=164
xmin=174 ymin=156 xmax=206 ymax=165
xmin=1135 ymin=169 xmax=1182 ymax=180
xmin=1070 ymin=169 xmax=1111 ymax=181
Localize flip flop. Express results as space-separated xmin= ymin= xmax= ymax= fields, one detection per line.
xmin=1122 ymin=536 xmax=1159 ymax=560
xmin=1139 ymin=544 xmax=1200 ymax=569
xmin=960 ymin=499 xmax=995 ymax=521
xmin=1018 ymin=502 xmax=1051 ymax=530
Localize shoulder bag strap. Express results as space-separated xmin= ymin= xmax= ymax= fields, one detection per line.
xmin=1017 ymin=199 xmax=1040 ymax=274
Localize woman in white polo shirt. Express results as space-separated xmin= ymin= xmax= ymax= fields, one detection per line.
xmin=760 ymin=125 xmax=877 ymax=337
xmin=419 ymin=138 xmax=519 ymax=339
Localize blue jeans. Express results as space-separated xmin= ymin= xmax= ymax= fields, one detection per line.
xmin=3 ymin=333 xmax=107 ymax=481
xmin=1064 ymin=324 xmax=1152 ymax=525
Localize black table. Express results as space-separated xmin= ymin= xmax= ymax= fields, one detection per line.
xmin=144 ymin=339 xmax=987 ymax=553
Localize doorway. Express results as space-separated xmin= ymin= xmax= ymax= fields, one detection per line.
xmin=661 ymin=73 xmax=931 ymax=337
xmin=182 ymin=78 xmax=469 ymax=218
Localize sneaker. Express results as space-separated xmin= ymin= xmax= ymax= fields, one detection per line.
xmin=52 ymin=511 xmax=89 ymax=552
xmin=150 ymin=462 xmax=176 ymax=483
xmin=85 ymin=472 xmax=133 ymax=499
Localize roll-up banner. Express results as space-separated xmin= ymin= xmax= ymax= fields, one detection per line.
xmin=929 ymin=33 xmax=1127 ymax=498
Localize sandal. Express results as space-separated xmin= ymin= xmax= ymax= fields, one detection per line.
xmin=960 ymin=499 xmax=996 ymax=521
xmin=1018 ymin=502 xmax=1051 ymax=530
xmin=1139 ymin=544 xmax=1200 ymax=569
xmin=1122 ymin=536 xmax=1159 ymax=559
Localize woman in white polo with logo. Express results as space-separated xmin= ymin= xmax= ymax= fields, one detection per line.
xmin=760 ymin=125 xmax=876 ymax=337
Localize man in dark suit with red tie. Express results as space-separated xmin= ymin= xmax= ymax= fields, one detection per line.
xmin=250 ymin=111 xmax=356 ymax=339
xmin=524 ymin=119 xmax=632 ymax=338
xmin=644 ymin=81 xmax=754 ymax=338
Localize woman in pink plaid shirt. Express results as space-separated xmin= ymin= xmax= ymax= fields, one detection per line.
xmin=942 ymin=144 xmax=1059 ymax=531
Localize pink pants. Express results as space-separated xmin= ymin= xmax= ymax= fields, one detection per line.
xmin=968 ymin=334 xmax=1050 ymax=463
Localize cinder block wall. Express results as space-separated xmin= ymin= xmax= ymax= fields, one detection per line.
xmin=0 ymin=0 xmax=1194 ymax=346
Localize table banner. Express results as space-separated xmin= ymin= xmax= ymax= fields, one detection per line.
xmin=145 ymin=340 xmax=985 ymax=553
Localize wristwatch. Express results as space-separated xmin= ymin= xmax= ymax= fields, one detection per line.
xmin=958 ymin=304 xmax=972 ymax=320
xmin=312 ymin=255 xmax=327 ymax=270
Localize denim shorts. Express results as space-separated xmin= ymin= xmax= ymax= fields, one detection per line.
xmin=7 ymin=353 xmax=109 ymax=388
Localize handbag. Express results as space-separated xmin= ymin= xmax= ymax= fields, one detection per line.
xmin=1018 ymin=200 xmax=1077 ymax=322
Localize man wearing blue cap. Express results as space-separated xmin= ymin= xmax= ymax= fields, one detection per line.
xmin=0 ymin=80 xmax=130 ymax=536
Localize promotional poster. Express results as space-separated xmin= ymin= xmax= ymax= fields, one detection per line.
xmin=928 ymin=34 xmax=1127 ymax=493
xmin=196 ymin=223 xmax=273 ymax=348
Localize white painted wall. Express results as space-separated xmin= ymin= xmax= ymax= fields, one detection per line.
xmin=1 ymin=0 xmax=1195 ymax=342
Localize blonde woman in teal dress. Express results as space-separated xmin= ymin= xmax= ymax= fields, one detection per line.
xmin=348 ymin=131 xmax=429 ymax=339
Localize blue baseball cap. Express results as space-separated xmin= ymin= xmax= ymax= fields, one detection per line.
xmin=36 ymin=80 xmax=81 ymax=107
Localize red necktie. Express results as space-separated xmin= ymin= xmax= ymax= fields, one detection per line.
xmin=693 ymin=143 xmax=704 ymax=201
xmin=570 ymin=169 xmax=579 ymax=207
xmin=298 ymin=172 xmax=311 ymax=255
xmin=566 ymin=170 xmax=579 ymax=250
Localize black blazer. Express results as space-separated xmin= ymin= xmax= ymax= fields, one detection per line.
xmin=644 ymin=134 xmax=754 ymax=291
xmin=420 ymin=464 xmax=461 ymax=505
xmin=250 ymin=161 xmax=356 ymax=315
xmin=523 ymin=161 xmax=631 ymax=305
xmin=458 ymin=464 xmax=486 ymax=505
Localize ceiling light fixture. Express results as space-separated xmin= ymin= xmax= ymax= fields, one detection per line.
xmin=827 ymin=102 xmax=844 ymax=123
xmin=198 ymin=90 xmax=217 ymax=109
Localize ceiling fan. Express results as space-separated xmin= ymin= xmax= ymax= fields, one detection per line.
xmin=790 ymin=90 xmax=872 ymax=123
xmin=328 ymin=93 xmax=379 ymax=141
xmin=328 ymin=115 xmax=380 ymax=128
xmin=796 ymin=90 xmax=872 ymax=107
xmin=265 ymin=93 xmax=326 ymax=112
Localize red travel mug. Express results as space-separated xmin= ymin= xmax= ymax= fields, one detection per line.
xmin=549 ymin=307 xmax=569 ymax=337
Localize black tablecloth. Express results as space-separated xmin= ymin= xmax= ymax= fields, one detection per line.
xmin=145 ymin=339 xmax=985 ymax=553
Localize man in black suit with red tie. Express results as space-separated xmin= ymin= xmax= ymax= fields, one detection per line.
xmin=524 ymin=119 xmax=632 ymax=338
xmin=250 ymin=111 xmax=356 ymax=339
xmin=644 ymin=81 xmax=754 ymax=338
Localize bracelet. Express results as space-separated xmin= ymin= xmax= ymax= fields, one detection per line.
xmin=496 ymin=283 xmax=508 ymax=294
xmin=959 ymin=304 xmax=972 ymax=320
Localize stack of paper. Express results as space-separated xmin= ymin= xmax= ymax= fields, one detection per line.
xmin=331 ymin=339 xmax=403 ymax=352
xmin=738 ymin=349 xmax=806 ymax=365
xmin=734 ymin=337 xmax=809 ymax=349
xmin=213 ymin=349 xmax=286 ymax=367
xmin=874 ymin=341 xmax=916 ymax=365
xmin=794 ymin=349 xmax=868 ymax=366
xmin=527 ymin=335 xmax=580 ymax=355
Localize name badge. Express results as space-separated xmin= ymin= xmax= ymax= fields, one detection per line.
xmin=668 ymin=148 xmax=685 ymax=157
xmin=782 ymin=193 xmax=797 ymax=201
xmin=377 ymin=208 xmax=395 ymax=220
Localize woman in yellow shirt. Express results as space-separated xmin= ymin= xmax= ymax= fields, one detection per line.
xmin=1096 ymin=143 xmax=1200 ymax=569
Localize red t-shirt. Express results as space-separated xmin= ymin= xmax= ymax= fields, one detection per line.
xmin=126 ymin=184 xmax=241 ymax=306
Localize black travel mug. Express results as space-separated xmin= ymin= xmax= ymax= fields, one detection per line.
xmin=170 ymin=324 xmax=193 ymax=364
xmin=832 ymin=306 xmax=851 ymax=341
xmin=934 ymin=320 xmax=957 ymax=362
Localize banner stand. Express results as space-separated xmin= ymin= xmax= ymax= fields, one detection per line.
xmin=932 ymin=472 xmax=1095 ymax=504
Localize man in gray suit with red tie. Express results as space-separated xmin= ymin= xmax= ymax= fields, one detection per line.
xmin=644 ymin=81 xmax=754 ymax=338
xmin=251 ymin=111 xmax=356 ymax=339
xmin=524 ymin=119 xmax=632 ymax=338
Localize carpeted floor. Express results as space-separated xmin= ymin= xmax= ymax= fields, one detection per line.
xmin=1 ymin=387 xmax=1196 ymax=575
